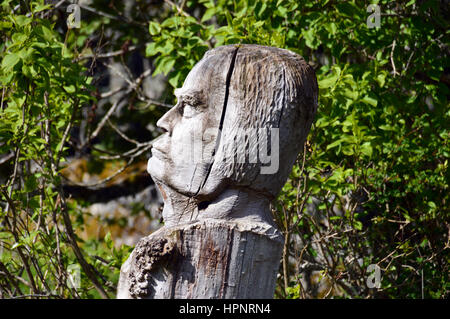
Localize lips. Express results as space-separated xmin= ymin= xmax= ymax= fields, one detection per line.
xmin=151 ymin=147 xmax=167 ymax=160
xmin=150 ymin=134 xmax=170 ymax=160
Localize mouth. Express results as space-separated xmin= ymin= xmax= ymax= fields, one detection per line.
xmin=151 ymin=146 xmax=168 ymax=160
xmin=149 ymin=134 xmax=169 ymax=160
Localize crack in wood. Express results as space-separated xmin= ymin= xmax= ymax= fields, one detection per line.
xmin=196 ymin=46 xmax=240 ymax=195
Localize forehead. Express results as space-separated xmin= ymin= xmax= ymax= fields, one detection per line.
xmin=174 ymin=59 xmax=209 ymax=99
xmin=180 ymin=55 xmax=227 ymax=91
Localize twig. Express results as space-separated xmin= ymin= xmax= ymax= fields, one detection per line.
xmin=84 ymin=98 xmax=123 ymax=148
xmin=40 ymin=94 xmax=110 ymax=298
xmin=53 ymin=0 xmax=66 ymax=9
xmin=99 ymin=68 xmax=152 ymax=99
xmin=0 ymin=152 xmax=14 ymax=165
xmin=56 ymin=98 xmax=79 ymax=168
xmin=1 ymin=190 xmax=39 ymax=294
xmin=78 ymin=3 xmax=144 ymax=26
xmin=74 ymin=45 xmax=139 ymax=62
xmin=390 ymin=39 xmax=398 ymax=77
xmin=323 ymin=281 xmax=334 ymax=298
xmin=94 ymin=143 xmax=149 ymax=160
xmin=63 ymin=141 xmax=152 ymax=188
xmin=62 ymin=157 xmax=133 ymax=188
xmin=100 ymin=86 xmax=126 ymax=99
xmin=138 ymin=97 xmax=173 ymax=109
xmin=403 ymin=51 xmax=414 ymax=75
xmin=133 ymin=68 xmax=153 ymax=88
xmin=107 ymin=119 xmax=140 ymax=145
xmin=102 ymin=62 xmax=134 ymax=86
xmin=4 ymin=98 xmax=27 ymax=212
xmin=96 ymin=142 xmax=151 ymax=160
xmin=421 ymin=268 xmax=424 ymax=299
xmin=1 ymin=87 xmax=5 ymax=110
xmin=100 ymin=62 xmax=172 ymax=110
xmin=163 ymin=0 xmax=192 ymax=18
xmin=0 ymin=262 xmax=23 ymax=294
xmin=55 ymin=187 xmax=110 ymax=298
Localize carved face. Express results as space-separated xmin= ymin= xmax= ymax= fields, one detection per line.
xmin=148 ymin=45 xmax=318 ymax=202
xmin=147 ymin=46 xmax=236 ymax=199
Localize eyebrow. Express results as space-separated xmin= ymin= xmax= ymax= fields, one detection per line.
xmin=174 ymin=89 xmax=205 ymax=106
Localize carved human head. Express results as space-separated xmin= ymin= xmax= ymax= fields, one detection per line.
xmin=147 ymin=44 xmax=318 ymax=203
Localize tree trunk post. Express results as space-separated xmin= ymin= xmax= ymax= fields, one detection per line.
xmin=117 ymin=219 xmax=283 ymax=298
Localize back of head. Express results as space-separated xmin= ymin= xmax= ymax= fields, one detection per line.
xmin=209 ymin=44 xmax=318 ymax=198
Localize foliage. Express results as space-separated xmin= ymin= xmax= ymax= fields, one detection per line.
xmin=0 ymin=0 xmax=132 ymax=298
xmin=0 ymin=0 xmax=448 ymax=298
xmin=134 ymin=0 xmax=450 ymax=298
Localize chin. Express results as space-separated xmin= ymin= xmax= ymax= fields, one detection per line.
xmin=146 ymin=156 xmax=165 ymax=181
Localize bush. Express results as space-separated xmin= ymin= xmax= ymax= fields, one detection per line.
xmin=0 ymin=0 xmax=448 ymax=298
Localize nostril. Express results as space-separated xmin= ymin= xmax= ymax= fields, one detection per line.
xmin=156 ymin=109 xmax=175 ymax=134
xmin=155 ymin=100 xmax=181 ymax=135
xmin=156 ymin=118 xmax=169 ymax=133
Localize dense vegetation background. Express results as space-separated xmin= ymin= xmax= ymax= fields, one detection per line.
xmin=0 ymin=0 xmax=448 ymax=299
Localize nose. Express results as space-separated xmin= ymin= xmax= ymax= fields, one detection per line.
xmin=156 ymin=104 xmax=180 ymax=135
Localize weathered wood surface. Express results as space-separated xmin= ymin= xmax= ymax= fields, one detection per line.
xmin=117 ymin=44 xmax=318 ymax=299
xmin=117 ymin=219 xmax=283 ymax=299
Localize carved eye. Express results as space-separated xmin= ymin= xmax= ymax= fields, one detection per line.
xmin=176 ymin=92 xmax=204 ymax=118
xmin=182 ymin=102 xmax=198 ymax=118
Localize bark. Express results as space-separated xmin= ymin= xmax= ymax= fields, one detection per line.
xmin=117 ymin=218 xmax=283 ymax=299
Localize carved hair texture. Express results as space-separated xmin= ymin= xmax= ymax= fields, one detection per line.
xmin=206 ymin=45 xmax=318 ymax=198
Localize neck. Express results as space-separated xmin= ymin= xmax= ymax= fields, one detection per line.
xmin=156 ymin=183 xmax=276 ymax=228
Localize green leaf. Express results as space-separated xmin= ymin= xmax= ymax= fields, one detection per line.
xmin=379 ymin=124 xmax=394 ymax=131
xmin=64 ymin=85 xmax=76 ymax=93
xmin=160 ymin=41 xmax=175 ymax=55
xmin=11 ymin=242 xmax=23 ymax=250
xmin=22 ymin=64 xmax=32 ymax=78
xmin=303 ymin=28 xmax=319 ymax=49
xmin=161 ymin=16 xmax=181 ymax=28
xmin=39 ymin=25 xmax=56 ymax=42
xmin=319 ymin=74 xmax=338 ymax=89
xmin=326 ymin=139 xmax=342 ymax=150
xmin=145 ymin=42 xmax=157 ymax=57
xmin=253 ymin=20 xmax=264 ymax=28
xmin=149 ymin=22 xmax=161 ymax=35
xmin=14 ymin=15 xmax=32 ymax=27
xmin=12 ymin=32 xmax=27 ymax=44
xmin=154 ymin=56 xmax=176 ymax=75
xmin=224 ymin=11 xmax=233 ymax=26
xmin=0 ymin=21 xmax=13 ymax=30
xmin=168 ymin=70 xmax=182 ymax=88
xmin=360 ymin=142 xmax=373 ymax=157
xmin=33 ymin=3 xmax=52 ymax=13
xmin=361 ymin=95 xmax=378 ymax=106
xmin=376 ymin=73 xmax=386 ymax=87
xmin=354 ymin=221 xmax=363 ymax=231
xmin=2 ymin=53 xmax=20 ymax=71
xmin=319 ymin=66 xmax=341 ymax=89
xmin=201 ymin=7 xmax=216 ymax=22
xmin=344 ymin=89 xmax=358 ymax=100
xmin=0 ymin=72 xmax=14 ymax=84
xmin=105 ymin=231 xmax=113 ymax=250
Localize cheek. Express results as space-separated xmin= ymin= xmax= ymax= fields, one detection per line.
xmin=170 ymin=116 xmax=218 ymax=166
xmin=169 ymin=119 xmax=196 ymax=166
